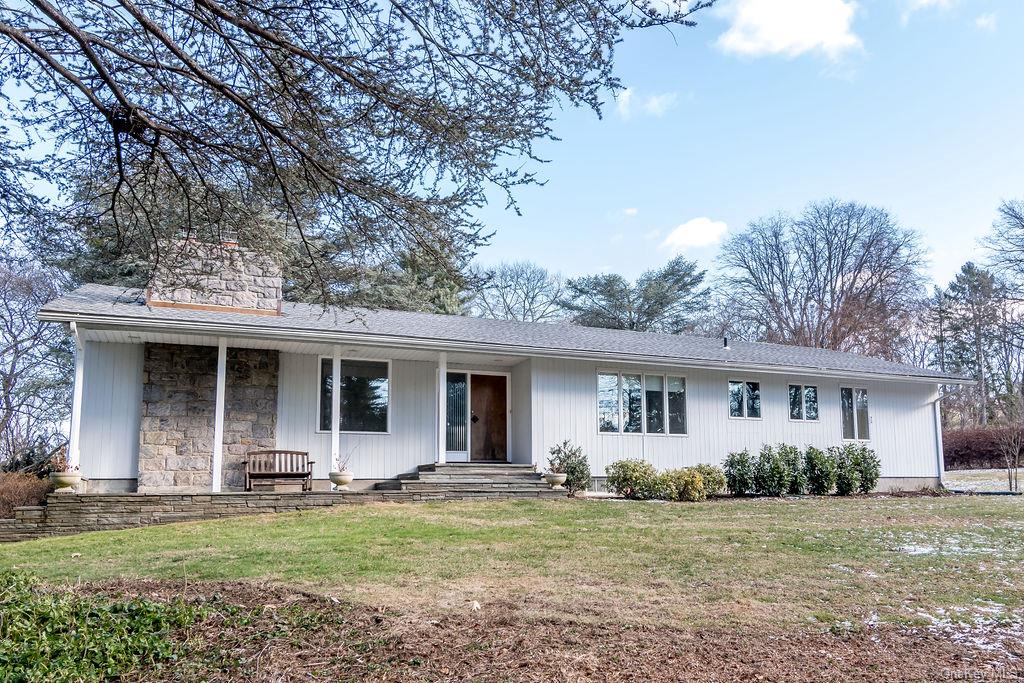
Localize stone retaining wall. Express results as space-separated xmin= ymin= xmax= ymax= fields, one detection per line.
xmin=0 ymin=488 xmax=566 ymax=543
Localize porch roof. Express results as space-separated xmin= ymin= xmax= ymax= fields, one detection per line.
xmin=41 ymin=284 xmax=967 ymax=383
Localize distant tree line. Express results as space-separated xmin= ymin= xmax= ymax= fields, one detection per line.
xmin=4 ymin=196 xmax=1024 ymax=467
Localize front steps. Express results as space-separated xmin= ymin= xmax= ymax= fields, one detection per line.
xmin=376 ymin=463 xmax=565 ymax=497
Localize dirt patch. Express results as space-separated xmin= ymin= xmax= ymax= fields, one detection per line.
xmin=72 ymin=579 xmax=1023 ymax=682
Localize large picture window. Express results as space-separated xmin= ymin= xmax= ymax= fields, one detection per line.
xmin=729 ymin=380 xmax=761 ymax=419
xmin=597 ymin=372 xmax=687 ymax=435
xmin=319 ymin=358 xmax=390 ymax=433
xmin=841 ymin=387 xmax=870 ymax=440
xmin=789 ymin=384 xmax=819 ymax=421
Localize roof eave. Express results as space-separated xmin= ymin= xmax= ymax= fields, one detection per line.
xmin=38 ymin=308 xmax=972 ymax=385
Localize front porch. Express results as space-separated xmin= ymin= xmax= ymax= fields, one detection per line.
xmin=68 ymin=325 xmax=536 ymax=494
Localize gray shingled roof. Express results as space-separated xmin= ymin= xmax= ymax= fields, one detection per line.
xmin=40 ymin=284 xmax=965 ymax=382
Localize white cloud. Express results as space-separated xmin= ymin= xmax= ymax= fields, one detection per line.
xmin=900 ymin=0 xmax=955 ymax=24
xmin=974 ymin=12 xmax=997 ymax=31
xmin=661 ymin=218 xmax=729 ymax=254
xmin=716 ymin=0 xmax=862 ymax=61
xmin=615 ymin=88 xmax=633 ymax=120
xmin=642 ymin=93 xmax=679 ymax=117
xmin=622 ymin=207 xmax=639 ymax=217
xmin=644 ymin=229 xmax=662 ymax=241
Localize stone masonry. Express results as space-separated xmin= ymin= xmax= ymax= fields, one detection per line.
xmin=222 ymin=348 xmax=278 ymax=489
xmin=148 ymin=239 xmax=282 ymax=313
xmin=138 ymin=343 xmax=278 ymax=492
xmin=0 ymin=486 xmax=568 ymax=543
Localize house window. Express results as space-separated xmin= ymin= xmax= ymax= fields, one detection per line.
xmin=645 ymin=375 xmax=665 ymax=434
xmin=667 ymin=376 xmax=687 ymax=435
xmin=789 ymin=384 xmax=819 ymax=421
xmin=729 ymin=380 xmax=761 ymax=419
xmin=598 ymin=373 xmax=619 ymax=433
xmin=319 ymin=358 xmax=390 ymax=433
xmin=840 ymin=387 xmax=870 ymax=440
xmin=623 ymin=374 xmax=643 ymax=433
xmin=598 ymin=372 xmax=687 ymax=435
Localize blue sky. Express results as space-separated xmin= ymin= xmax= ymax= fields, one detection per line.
xmin=473 ymin=0 xmax=1024 ymax=288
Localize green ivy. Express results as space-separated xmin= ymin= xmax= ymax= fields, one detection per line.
xmin=0 ymin=571 xmax=203 ymax=682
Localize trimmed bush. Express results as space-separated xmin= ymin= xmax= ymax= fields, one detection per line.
xmin=943 ymin=427 xmax=1024 ymax=470
xmin=778 ymin=444 xmax=806 ymax=495
xmin=753 ymin=445 xmax=791 ymax=497
xmin=724 ymin=450 xmax=755 ymax=496
xmin=605 ymin=460 xmax=662 ymax=500
xmin=804 ymin=446 xmax=836 ymax=495
xmin=853 ymin=445 xmax=882 ymax=494
xmin=832 ymin=445 xmax=861 ymax=496
xmin=693 ymin=464 xmax=727 ymax=496
xmin=547 ymin=441 xmax=591 ymax=494
xmin=0 ymin=473 xmax=52 ymax=518
xmin=661 ymin=468 xmax=706 ymax=502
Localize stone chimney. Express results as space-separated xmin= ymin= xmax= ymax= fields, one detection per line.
xmin=147 ymin=239 xmax=282 ymax=316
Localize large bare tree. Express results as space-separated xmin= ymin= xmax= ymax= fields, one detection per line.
xmin=472 ymin=261 xmax=564 ymax=323
xmin=0 ymin=0 xmax=714 ymax=303
xmin=0 ymin=256 xmax=73 ymax=467
xmin=717 ymin=199 xmax=927 ymax=359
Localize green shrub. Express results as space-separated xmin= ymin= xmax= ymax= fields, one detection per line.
xmin=724 ymin=450 xmax=755 ymax=496
xmin=778 ymin=444 xmax=806 ymax=495
xmin=693 ymin=464 xmax=727 ymax=496
xmin=832 ymin=445 xmax=861 ymax=496
xmin=853 ymin=445 xmax=882 ymax=494
xmin=0 ymin=570 xmax=203 ymax=681
xmin=804 ymin=446 xmax=836 ymax=495
xmin=753 ymin=445 xmax=791 ymax=497
xmin=660 ymin=468 xmax=706 ymax=502
xmin=605 ymin=460 xmax=662 ymax=500
xmin=547 ymin=440 xmax=591 ymax=494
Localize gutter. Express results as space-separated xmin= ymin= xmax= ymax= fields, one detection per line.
xmin=39 ymin=308 xmax=972 ymax=386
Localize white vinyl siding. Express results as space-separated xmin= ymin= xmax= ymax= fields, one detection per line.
xmin=278 ymin=353 xmax=434 ymax=479
xmin=531 ymin=357 xmax=939 ymax=480
xmin=78 ymin=341 xmax=143 ymax=480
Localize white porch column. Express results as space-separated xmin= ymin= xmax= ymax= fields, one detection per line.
xmin=437 ymin=351 xmax=447 ymax=464
xmin=67 ymin=322 xmax=84 ymax=470
xmin=211 ymin=338 xmax=227 ymax=493
xmin=331 ymin=346 xmax=341 ymax=469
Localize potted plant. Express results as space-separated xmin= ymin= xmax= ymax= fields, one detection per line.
xmin=329 ymin=448 xmax=355 ymax=491
xmin=544 ymin=452 xmax=568 ymax=490
xmin=49 ymin=448 xmax=81 ymax=493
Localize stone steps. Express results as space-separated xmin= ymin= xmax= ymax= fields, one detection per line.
xmin=380 ymin=462 xmax=555 ymax=494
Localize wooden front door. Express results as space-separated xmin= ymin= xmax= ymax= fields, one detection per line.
xmin=470 ymin=374 xmax=508 ymax=462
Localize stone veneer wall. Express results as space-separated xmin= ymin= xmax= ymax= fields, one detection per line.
xmin=0 ymin=487 xmax=567 ymax=543
xmin=222 ymin=348 xmax=278 ymax=489
xmin=138 ymin=343 xmax=278 ymax=493
xmin=148 ymin=240 xmax=282 ymax=312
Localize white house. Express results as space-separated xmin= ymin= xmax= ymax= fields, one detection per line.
xmin=39 ymin=243 xmax=963 ymax=494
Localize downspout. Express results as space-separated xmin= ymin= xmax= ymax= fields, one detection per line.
xmin=932 ymin=388 xmax=947 ymax=489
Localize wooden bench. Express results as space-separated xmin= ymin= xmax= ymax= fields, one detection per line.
xmin=245 ymin=450 xmax=314 ymax=492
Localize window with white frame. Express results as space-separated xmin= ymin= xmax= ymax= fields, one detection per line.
xmin=728 ymin=380 xmax=761 ymax=419
xmin=597 ymin=372 xmax=687 ymax=435
xmin=319 ymin=358 xmax=390 ymax=433
xmin=840 ymin=387 xmax=869 ymax=440
xmin=788 ymin=384 xmax=819 ymax=421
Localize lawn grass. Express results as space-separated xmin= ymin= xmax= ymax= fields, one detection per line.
xmin=2 ymin=495 xmax=1022 ymax=630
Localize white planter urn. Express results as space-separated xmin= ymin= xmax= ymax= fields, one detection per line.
xmin=50 ymin=471 xmax=82 ymax=493
xmin=544 ymin=472 xmax=567 ymax=490
xmin=329 ymin=470 xmax=354 ymax=491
